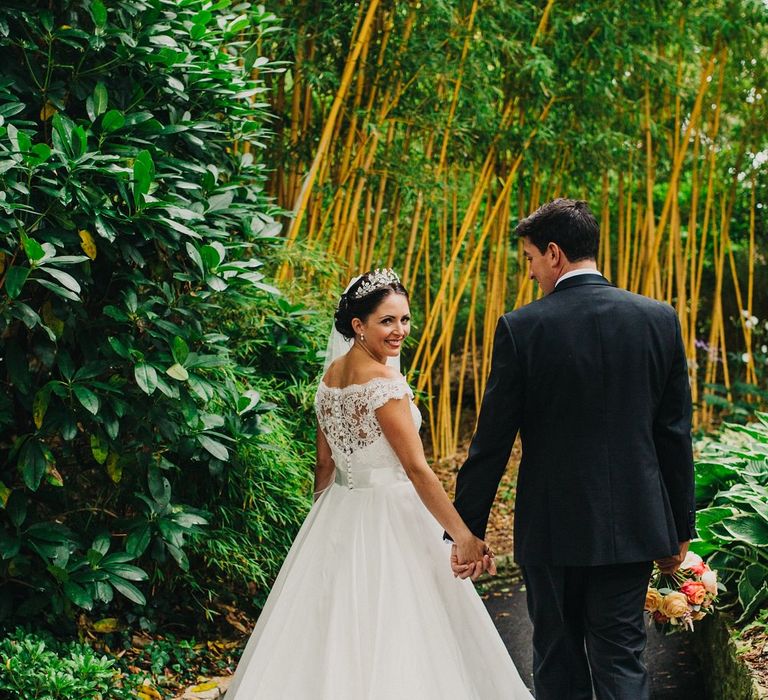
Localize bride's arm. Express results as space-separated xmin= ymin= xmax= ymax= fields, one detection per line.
xmin=314 ymin=424 xmax=335 ymax=501
xmin=376 ymin=398 xmax=490 ymax=575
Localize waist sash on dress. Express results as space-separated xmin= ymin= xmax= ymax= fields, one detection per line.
xmin=334 ymin=466 xmax=410 ymax=489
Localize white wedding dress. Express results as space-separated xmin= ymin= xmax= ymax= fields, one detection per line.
xmin=225 ymin=375 xmax=532 ymax=699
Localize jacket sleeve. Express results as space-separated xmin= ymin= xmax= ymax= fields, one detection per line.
xmin=653 ymin=310 xmax=697 ymax=541
xmin=452 ymin=316 xmax=524 ymax=540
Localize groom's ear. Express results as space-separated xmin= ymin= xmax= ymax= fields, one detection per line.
xmin=547 ymin=242 xmax=561 ymax=263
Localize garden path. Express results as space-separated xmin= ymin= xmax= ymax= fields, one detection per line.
xmin=482 ymin=571 xmax=706 ymax=698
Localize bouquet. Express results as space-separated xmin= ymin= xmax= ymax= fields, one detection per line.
xmin=644 ymin=551 xmax=720 ymax=633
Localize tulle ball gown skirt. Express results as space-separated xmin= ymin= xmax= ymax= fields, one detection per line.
xmin=225 ymin=478 xmax=533 ymax=699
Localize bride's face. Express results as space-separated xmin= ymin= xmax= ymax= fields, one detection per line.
xmin=355 ymin=292 xmax=411 ymax=360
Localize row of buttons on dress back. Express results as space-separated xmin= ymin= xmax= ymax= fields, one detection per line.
xmin=332 ymin=396 xmax=355 ymax=489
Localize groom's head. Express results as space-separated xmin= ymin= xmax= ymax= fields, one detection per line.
xmin=515 ymin=198 xmax=599 ymax=295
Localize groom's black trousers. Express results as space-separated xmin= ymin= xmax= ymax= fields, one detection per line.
xmin=521 ymin=561 xmax=653 ymax=700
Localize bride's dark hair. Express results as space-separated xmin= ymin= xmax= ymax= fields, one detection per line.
xmin=334 ymin=273 xmax=409 ymax=340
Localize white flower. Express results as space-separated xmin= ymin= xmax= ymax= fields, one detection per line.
xmin=746 ymin=318 xmax=756 ymax=329
xmin=681 ymin=551 xmax=703 ymax=570
xmin=750 ymin=315 xmax=758 ymax=326
xmin=741 ymin=309 xmax=750 ymax=318
xmin=742 ymin=353 xmax=751 ymax=363
xmin=702 ymin=569 xmax=718 ymax=595
xmin=762 ymin=345 xmax=768 ymax=354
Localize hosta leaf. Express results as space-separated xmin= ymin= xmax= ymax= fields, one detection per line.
xmin=721 ymin=514 xmax=768 ymax=547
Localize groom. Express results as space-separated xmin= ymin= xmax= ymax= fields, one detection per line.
xmin=452 ymin=199 xmax=696 ymax=700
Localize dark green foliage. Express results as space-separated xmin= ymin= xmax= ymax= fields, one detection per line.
xmin=0 ymin=628 xmax=128 ymax=700
xmin=692 ymin=412 xmax=768 ymax=623
xmin=0 ymin=0 xmax=318 ymax=624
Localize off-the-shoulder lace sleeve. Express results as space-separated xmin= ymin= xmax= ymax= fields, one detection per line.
xmin=368 ymin=375 xmax=413 ymax=410
xmin=315 ymin=375 xmax=415 ymax=456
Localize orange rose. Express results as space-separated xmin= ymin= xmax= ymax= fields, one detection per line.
xmin=661 ymin=591 xmax=690 ymax=619
xmin=680 ymin=580 xmax=707 ymax=605
xmin=645 ymin=588 xmax=663 ymax=612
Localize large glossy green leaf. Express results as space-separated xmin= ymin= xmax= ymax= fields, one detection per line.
xmin=134 ymin=363 xmax=158 ymax=395
xmin=125 ymin=525 xmax=151 ymax=558
xmin=109 ymin=577 xmax=146 ymax=606
xmin=73 ymin=385 xmax=100 ymax=414
xmin=4 ymin=266 xmax=29 ymax=298
xmin=721 ymin=514 xmax=768 ymax=547
xmin=17 ymin=440 xmax=47 ymax=491
xmin=101 ymin=109 xmax=125 ymax=133
xmin=93 ymin=82 xmax=108 ymax=116
xmin=197 ymin=435 xmax=229 ymax=460
xmin=63 ymin=581 xmax=93 ymax=610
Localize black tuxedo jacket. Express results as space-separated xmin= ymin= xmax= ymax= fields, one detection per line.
xmin=454 ymin=274 xmax=696 ymax=567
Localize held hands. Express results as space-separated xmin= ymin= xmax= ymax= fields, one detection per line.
xmin=450 ymin=537 xmax=497 ymax=581
xmin=655 ymin=540 xmax=691 ymax=575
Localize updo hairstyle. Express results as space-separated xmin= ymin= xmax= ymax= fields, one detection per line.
xmin=334 ymin=274 xmax=410 ymax=341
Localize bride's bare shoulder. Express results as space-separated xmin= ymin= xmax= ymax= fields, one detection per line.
xmin=321 ymin=357 xmax=400 ymax=388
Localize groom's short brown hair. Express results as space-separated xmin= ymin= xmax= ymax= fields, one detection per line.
xmin=515 ymin=198 xmax=599 ymax=262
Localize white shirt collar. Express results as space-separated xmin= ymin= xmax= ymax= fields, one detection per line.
xmin=555 ymin=269 xmax=603 ymax=287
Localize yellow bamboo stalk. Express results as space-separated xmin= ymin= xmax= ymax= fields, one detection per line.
xmin=642 ymin=51 xmax=718 ymax=294
xmin=284 ymin=0 xmax=382 ymax=248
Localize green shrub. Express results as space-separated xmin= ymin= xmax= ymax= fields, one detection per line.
xmin=692 ymin=411 xmax=768 ymax=623
xmin=0 ymin=628 xmax=127 ymax=700
xmin=0 ymin=0 xmax=315 ymax=624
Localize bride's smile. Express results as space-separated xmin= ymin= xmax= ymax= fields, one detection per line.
xmin=352 ymin=293 xmax=411 ymax=363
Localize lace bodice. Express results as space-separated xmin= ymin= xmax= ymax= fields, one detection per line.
xmin=315 ymin=375 xmax=421 ymax=489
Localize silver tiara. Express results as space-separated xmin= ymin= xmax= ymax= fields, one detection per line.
xmin=352 ymin=268 xmax=401 ymax=299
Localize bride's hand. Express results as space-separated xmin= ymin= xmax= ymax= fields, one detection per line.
xmin=452 ymin=538 xmax=496 ymax=581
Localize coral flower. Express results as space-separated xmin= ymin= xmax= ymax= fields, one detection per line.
xmin=680 ymin=551 xmax=707 ymax=576
xmin=680 ymin=581 xmax=707 ymax=605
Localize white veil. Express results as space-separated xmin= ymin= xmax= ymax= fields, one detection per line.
xmin=322 ymin=275 xmax=401 ymax=375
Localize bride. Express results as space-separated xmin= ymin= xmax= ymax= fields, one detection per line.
xmin=225 ymin=269 xmax=532 ymax=699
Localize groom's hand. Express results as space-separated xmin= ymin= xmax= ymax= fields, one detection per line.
xmin=451 ymin=541 xmax=497 ymax=581
xmin=655 ymin=540 xmax=691 ymax=575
